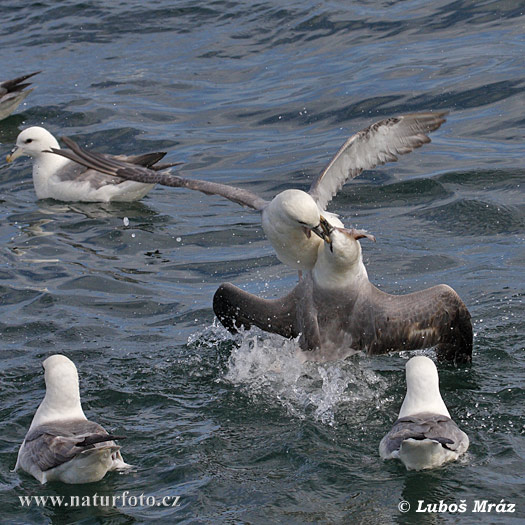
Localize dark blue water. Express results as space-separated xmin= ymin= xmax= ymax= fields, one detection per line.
xmin=0 ymin=1 xmax=524 ymax=523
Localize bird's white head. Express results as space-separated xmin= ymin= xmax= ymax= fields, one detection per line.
xmin=398 ymin=356 xmax=451 ymax=418
xmin=270 ymin=189 xmax=321 ymax=230
xmin=312 ymin=224 xmax=374 ymax=289
xmin=29 ymin=354 xmax=85 ymax=429
xmin=324 ymin=226 xmax=375 ymax=270
xmin=43 ymin=354 xmax=80 ymax=399
xmin=6 ymin=126 xmax=60 ymax=163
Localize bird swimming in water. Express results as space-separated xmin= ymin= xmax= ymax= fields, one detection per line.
xmin=6 ymin=126 xmax=179 ymax=202
xmin=15 ymin=354 xmax=130 ymax=484
xmin=379 ymin=355 xmax=469 ymax=470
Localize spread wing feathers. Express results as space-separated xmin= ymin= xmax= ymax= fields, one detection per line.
xmin=51 ymin=137 xmax=269 ymax=210
xmin=309 ymin=111 xmax=448 ymax=210
xmin=0 ymin=71 xmax=41 ymax=97
xmin=49 ymin=139 xmax=175 ymax=190
xmin=23 ymin=420 xmax=124 ymax=472
xmin=213 ymin=282 xmax=299 ymax=338
xmin=382 ymin=412 xmax=466 ymax=456
xmin=367 ymin=284 xmax=472 ymax=363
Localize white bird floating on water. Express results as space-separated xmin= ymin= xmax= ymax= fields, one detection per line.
xmin=0 ymin=71 xmax=40 ymax=121
xmin=50 ymin=111 xmax=448 ymax=271
xmin=379 ymin=356 xmax=469 ymax=470
xmin=15 ymin=354 xmax=130 ymax=484
xmin=6 ymin=127 xmax=180 ymax=202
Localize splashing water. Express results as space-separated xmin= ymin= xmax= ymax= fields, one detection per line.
xmin=197 ymin=327 xmax=389 ymax=426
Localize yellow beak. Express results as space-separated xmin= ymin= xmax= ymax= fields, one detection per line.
xmin=319 ymin=215 xmax=334 ymax=242
xmin=6 ymin=146 xmax=23 ymax=163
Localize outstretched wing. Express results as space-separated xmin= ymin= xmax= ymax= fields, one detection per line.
xmin=309 ymin=111 xmax=448 ymax=210
xmin=213 ymin=282 xmax=299 ymax=338
xmin=23 ymin=420 xmax=123 ymax=472
xmin=365 ymin=283 xmax=472 ymax=363
xmin=51 ymin=137 xmax=269 ymax=211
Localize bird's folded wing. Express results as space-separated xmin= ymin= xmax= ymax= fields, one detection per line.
xmin=383 ymin=412 xmax=467 ymax=455
xmin=112 ymin=151 xmax=181 ymax=171
xmin=52 ymin=145 xmax=174 ymax=189
xmin=53 ymin=160 xmax=124 ymax=189
xmin=0 ymin=71 xmax=41 ymax=95
xmin=114 ymin=151 xmax=167 ymax=167
xmin=23 ymin=420 xmax=116 ymax=471
xmin=309 ymin=111 xmax=448 ymax=210
xmin=114 ymin=151 xmax=182 ymax=171
xmin=51 ymin=137 xmax=269 ymax=210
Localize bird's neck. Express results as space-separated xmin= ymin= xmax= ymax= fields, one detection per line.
xmin=29 ymin=388 xmax=86 ymax=431
xmin=32 ymin=151 xmax=69 ymax=198
xmin=312 ymin=251 xmax=369 ymax=291
xmin=398 ymin=380 xmax=451 ymax=418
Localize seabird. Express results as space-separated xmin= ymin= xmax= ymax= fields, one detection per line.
xmin=379 ymin=355 xmax=469 ymax=470
xmin=6 ymin=127 xmax=179 ymax=202
xmin=49 ymin=112 xmax=448 ymax=270
xmin=213 ymin=222 xmax=472 ymax=363
xmin=0 ymin=71 xmax=40 ymax=121
xmin=15 ymin=354 xmax=130 ymax=484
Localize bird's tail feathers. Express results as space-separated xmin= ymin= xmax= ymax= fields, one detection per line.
xmin=399 ymin=438 xmax=454 ymax=470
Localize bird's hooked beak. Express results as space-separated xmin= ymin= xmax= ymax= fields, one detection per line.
xmin=311 ymin=215 xmax=334 ymax=243
xmin=6 ymin=145 xmax=23 ymax=163
xmin=313 ymin=215 xmax=335 ymax=251
xmin=345 ymin=228 xmax=376 ymax=243
xmin=321 ymin=224 xmax=376 ymax=254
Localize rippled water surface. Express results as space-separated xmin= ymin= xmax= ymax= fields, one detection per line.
xmin=0 ymin=1 xmax=524 ymax=523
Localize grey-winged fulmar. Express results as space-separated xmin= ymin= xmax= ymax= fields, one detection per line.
xmin=213 ymin=221 xmax=472 ymax=364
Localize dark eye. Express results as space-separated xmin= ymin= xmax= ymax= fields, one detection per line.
xmin=25 ymin=138 xmax=33 ymax=144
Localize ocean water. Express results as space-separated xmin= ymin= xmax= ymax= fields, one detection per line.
xmin=0 ymin=0 xmax=523 ymax=523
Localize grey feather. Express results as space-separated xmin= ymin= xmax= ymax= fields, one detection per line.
xmin=308 ymin=111 xmax=448 ymax=210
xmin=23 ymin=419 xmax=122 ymax=472
xmin=213 ymin=282 xmax=299 ymax=338
xmin=0 ymin=71 xmax=40 ymax=121
xmin=53 ymin=161 xmax=123 ymax=189
xmin=0 ymin=71 xmax=40 ymax=94
xmin=214 ymin=276 xmax=472 ymax=363
xmin=381 ymin=412 xmax=468 ymax=456
xmin=51 ymin=137 xmax=269 ymax=210
xmin=48 ymin=140 xmax=174 ymax=190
